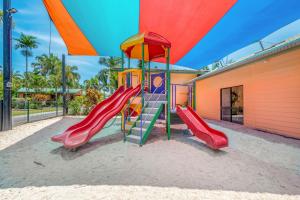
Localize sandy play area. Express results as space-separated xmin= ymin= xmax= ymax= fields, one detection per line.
xmin=0 ymin=116 xmax=300 ymax=200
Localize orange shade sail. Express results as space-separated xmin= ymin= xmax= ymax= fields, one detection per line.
xmin=43 ymin=0 xmax=97 ymax=55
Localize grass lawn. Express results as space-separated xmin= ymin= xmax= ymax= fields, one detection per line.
xmin=12 ymin=107 xmax=63 ymax=116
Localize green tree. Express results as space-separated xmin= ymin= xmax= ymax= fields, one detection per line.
xmin=66 ymin=65 xmax=80 ymax=89
xmin=32 ymin=54 xmax=62 ymax=103
xmin=14 ymin=33 xmax=39 ymax=84
xmin=32 ymin=54 xmax=61 ymax=76
xmin=27 ymin=71 xmax=48 ymax=92
xmin=99 ymin=56 xmax=121 ymax=93
xmin=12 ymin=71 xmax=24 ymax=97
xmin=14 ymin=33 xmax=38 ymax=112
xmin=84 ymin=76 xmax=101 ymax=91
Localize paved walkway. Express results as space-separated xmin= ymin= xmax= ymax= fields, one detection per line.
xmin=12 ymin=111 xmax=63 ymax=126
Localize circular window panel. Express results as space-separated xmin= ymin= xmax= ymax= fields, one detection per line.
xmin=153 ymin=76 xmax=163 ymax=88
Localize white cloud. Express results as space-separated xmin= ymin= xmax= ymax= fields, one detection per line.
xmin=67 ymin=59 xmax=95 ymax=67
xmin=14 ymin=27 xmax=66 ymax=47
xmin=17 ymin=8 xmax=36 ymax=16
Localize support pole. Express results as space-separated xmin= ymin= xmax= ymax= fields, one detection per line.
xmin=2 ymin=0 xmax=13 ymax=130
xmin=193 ymin=82 xmax=196 ymax=110
xmin=62 ymin=54 xmax=67 ymax=116
xmin=148 ymin=61 xmax=150 ymax=92
xmin=166 ymin=48 xmax=171 ymax=140
xmin=127 ymin=57 xmax=131 ymax=88
xmin=140 ymin=43 xmax=145 ymax=145
xmin=121 ymin=51 xmax=125 ymax=133
xmin=121 ymin=51 xmax=124 ymax=71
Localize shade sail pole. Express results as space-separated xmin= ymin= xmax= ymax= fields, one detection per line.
xmin=166 ymin=48 xmax=171 ymax=140
xmin=2 ymin=0 xmax=13 ymax=131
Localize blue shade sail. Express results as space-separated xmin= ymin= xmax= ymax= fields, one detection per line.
xmin=177 ymin=0 xmax=300 ymax=68
xmin=62 ymin=0 xmax=140 ymax=56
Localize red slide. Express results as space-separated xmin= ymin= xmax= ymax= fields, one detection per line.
xmin=51 ymin=86 xmax=125 ymax=143
xmin=63 ymin=85 xmax=141 ymax=149
xmin=176 ymin=106 xmax=228 ymax=149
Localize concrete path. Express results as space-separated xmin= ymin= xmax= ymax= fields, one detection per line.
xmin=12 ymin=111 xmax=63 ymax=126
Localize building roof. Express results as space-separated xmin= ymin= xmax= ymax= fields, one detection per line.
xmin=120 ymin=62 xmax=200 ymax=74
xmin=17 ymin=88 xmax=82 ymax=94
xmin=188 ymin=35 xmax=300 ymax=83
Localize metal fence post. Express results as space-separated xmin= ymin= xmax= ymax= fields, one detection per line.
xmin=27 ymin=99 xmax=29 ymax=122
xmin=0 ymin=100 xmax=3 ymax=131
xmin=62 ymin=54 xmax=67 ymax=116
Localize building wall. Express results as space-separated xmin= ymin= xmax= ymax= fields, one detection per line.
xmin=195 ymin=47 xmax=300 ymax=138
xmin=171 ymin=73 xmax=197 ymax=108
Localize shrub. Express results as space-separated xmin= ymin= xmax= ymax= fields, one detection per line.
xmin=31 ymin=94 xmax=50 ymax=102
xmin=84 ymin=89 xmax=103 ymax=108
xmin=68 ymin=96 xmax=85 ymax=115
xmin=13 ymin=98 xmax=26 ymax=109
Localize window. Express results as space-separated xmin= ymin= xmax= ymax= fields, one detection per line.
xmin=221 ymin=86 xmax=244 ymax=124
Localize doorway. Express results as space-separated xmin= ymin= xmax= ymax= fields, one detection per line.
xmin=221 ymin=85 xmax=244 ymax=124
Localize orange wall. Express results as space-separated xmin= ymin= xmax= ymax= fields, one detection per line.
xmin=195 ymin=47 xmax=300 ymax=139
xmin=171 ymin=73 xmax=197 ymax=107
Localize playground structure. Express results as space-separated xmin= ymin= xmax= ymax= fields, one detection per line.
xmin=51 ymin=32 xmax=228 ymax=149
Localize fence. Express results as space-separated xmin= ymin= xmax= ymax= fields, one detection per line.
xmin=11 ymin=98 xmax=63 ymax=127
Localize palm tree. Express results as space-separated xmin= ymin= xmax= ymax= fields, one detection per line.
xmin=14 ymin=33 xmax=39 ymax=82
xmin=32 ymin=54 xmax=61 ymax=76
xmin=97 ymin=69 xmax=109 ymax=93
xmin=99 ymin=56 xmax=122 ymax=93
xmin=12 ymin=71 xmax=24 ymax=97
xmin=65 ymin=65 xmax=80 ymax=89
xmin=32 ymin=54 xmax=61 ymax=107
xmin=14 ymin=33 xmax=38 ymax=121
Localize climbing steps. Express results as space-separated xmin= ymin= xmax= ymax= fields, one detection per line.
xmin=125 ymin=93 xmax=165 ymax=145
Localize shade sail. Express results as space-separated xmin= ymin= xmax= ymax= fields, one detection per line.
xmin=43 ymin=0 xmax=300 ymax=69
xmin=177 ymin=0 xmax=300 ymax=68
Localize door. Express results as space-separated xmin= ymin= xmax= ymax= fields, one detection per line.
xmin=221 ymin=88 xmax=231 ymax=122
xmin=151 ymin=73 xmax=165 ymax=94
xmin=220 ymin=86 xmax=244 ymax=124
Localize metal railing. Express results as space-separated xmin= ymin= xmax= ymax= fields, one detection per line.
xmin=123 ymin=78 xmax=166 ymax=143
xmin=140 ymin=89 xmax=166 ymax=126
xmin=138 ymin=78 xmax=165 ymax=144
xmin=123 ymin=80 xmax=148 ymax=125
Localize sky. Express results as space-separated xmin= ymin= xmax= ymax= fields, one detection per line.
xmin=0 ymin=0 xmax=300 ymax=82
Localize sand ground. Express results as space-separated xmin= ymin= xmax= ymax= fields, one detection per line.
xmin=0 ymin=116 xmax=299 ymax=200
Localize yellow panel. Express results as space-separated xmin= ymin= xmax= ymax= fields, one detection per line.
xmin=120 ymin=33 xmax=145 ymax=50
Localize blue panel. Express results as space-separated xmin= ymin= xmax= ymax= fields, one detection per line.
xmin=178 ymin=0 xmax=300 ymax=69
xmin=62 ymin=0 xmax=139 ymax=56
xmin=151 ymin=73 xmax=165 ymax=94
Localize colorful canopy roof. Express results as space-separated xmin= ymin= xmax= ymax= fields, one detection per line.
xmin=43 ymin=0 xmax=300 ymax=69
xmin=121 ymin=32 xmax=171 ymax=61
